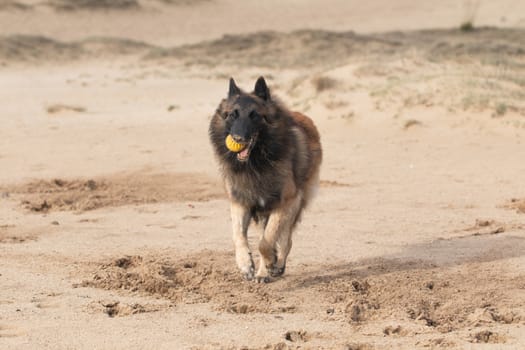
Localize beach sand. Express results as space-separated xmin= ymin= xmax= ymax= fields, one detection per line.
xmin=1 ymin=1 xmax=525 ymax=348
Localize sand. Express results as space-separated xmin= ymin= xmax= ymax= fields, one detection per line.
xmin=1 ymin=1 xmax=525 ymax=349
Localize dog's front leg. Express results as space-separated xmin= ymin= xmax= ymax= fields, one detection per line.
xmin=230 ymin=201 xmax=255 ymax=280
xmin=257 ymin=193 xmax=302 ymax=282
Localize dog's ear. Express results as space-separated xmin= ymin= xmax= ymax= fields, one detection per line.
xmin=228 ymin=78 xmax=241 ymax=98
xmin=254 ymin=76 xmax=270 ymax=101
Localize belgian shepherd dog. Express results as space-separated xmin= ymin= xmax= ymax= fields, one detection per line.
xmin=209 ymin=77 xmax=322 ymax=282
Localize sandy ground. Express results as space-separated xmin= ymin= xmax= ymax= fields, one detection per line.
xmin=1 ymin=1 xmax=525 ymax=349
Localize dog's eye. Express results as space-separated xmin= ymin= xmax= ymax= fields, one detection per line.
xmin=228 ymin=110 xmax=239 ymax=119
xmin=249 ymin=111 xmax=259 ymax=120
xmin=262 ymin=114 xmax=271 ymax=124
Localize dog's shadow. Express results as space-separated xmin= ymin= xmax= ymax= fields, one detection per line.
xmin=285 ymin=232 xmax=525 ymax=290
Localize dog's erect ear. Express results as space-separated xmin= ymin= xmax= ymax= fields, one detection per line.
xmin=228 ymin=78 xmax=241 ymax=98
xmin=254 ymin=76 xmax=270 ymax=101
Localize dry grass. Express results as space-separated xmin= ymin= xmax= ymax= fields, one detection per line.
xmin=460 ymin=0 xmax=480 ymax=32
xmin=311 ymin=76 xmax=339 ymax=92
xmin=47 ymin=0 xmax=139 ymax=11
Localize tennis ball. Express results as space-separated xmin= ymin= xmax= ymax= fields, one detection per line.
xmin=225 ymin=134 xmax=246 ymax=153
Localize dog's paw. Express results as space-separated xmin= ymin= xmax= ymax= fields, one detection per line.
xmin=236 ymin=251 xmax=255 ymax=281
xmin=268 ymin=264 xmax=286 ymax=278
xmin=241 ymin=265 xmax=255 ymax=281
xmin=255 ymin=275 xmax=271 ymax=284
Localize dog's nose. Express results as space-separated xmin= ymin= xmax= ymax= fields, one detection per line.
xmin=232 ymin=134 xmax=245 ymax=143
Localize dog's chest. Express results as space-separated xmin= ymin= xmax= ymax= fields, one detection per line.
xmin=228 ymin=173 xmax=282 ymax=211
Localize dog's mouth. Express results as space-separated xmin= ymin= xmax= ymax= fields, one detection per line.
xmin=236 ymin=134 xmax=257 ymax=162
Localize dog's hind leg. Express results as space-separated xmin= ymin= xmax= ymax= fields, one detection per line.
xmin=257 ymin=193 xmax=302 ymax=282
xmin=231 ymin=201 xmax=255 ymax=281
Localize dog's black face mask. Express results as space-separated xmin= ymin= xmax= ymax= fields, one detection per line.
xmin=225 ymin=96 xmax=263 ymax=162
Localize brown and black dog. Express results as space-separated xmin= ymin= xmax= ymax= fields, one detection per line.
xmin=209 ymin=77 xmax=322 ymax=282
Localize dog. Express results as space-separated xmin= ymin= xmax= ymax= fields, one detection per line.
xmin=209 ymin=77 xmax=322 ymax=282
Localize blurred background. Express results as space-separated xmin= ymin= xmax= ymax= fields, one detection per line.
xmin=1 ymin=0 xmax=524 ymax=45
xmin=1 ymin=0 xmax=524 ymax=182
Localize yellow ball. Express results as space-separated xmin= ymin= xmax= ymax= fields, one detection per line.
xmin=225 ymin=134 xmax=246 ymax=153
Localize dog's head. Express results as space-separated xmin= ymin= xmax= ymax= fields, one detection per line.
xmin=211 ymin=76 xmax=278 ymax=163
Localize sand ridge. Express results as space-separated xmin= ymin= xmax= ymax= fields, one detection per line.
xmin=72 ymin=247 xmax=525 ymax=347
xmin=1 ymin=171 xmax=223 ymax=213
